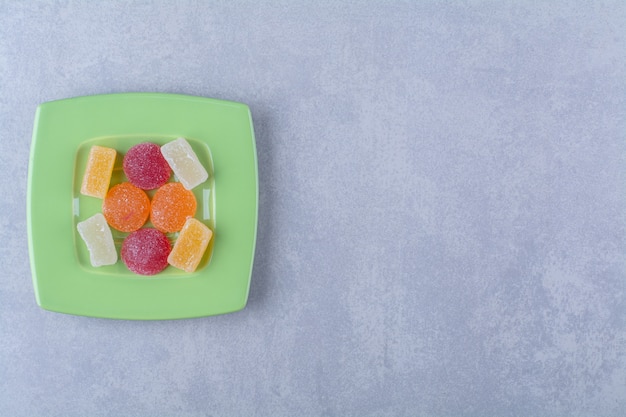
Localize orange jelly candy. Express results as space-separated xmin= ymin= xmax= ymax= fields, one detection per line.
xmin=168 ymin=218 xmax=212 ymax=273
xmin=102 ymin=182 xmax=150 ymax=232
xmin=150 ymin=182 xmax=197 ymax=233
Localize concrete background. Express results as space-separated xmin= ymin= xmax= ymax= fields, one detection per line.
xmin=1 ymin=1 xmax=625 ymax=416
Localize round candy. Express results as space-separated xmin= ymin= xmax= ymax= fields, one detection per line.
xmin=123 ymin=142 xmax=171 ymax=190
xmin=150 ymin=182 xmax=197 ymax=233
xmin=121 ymin=228 xmax=171 ymax=275
xmin=102 ymin=182 xmax=150 ymax=232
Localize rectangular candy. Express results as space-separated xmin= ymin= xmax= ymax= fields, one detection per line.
xmin=160 ymin=138 xmax=208 ymax=190
xmin=80 ymin=145 xmax=116 ymax=198
xmin=77 ymin=213 xmax=118 ymax=267
xmin=168 ymin=218 xmax=212 ymax=273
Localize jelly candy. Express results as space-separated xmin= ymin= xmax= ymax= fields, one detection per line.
xmin=76 ymin=213 xmax=117 ymax=267
xmin=123 ymin=142 xmax=171 ymax=190
xmin=160 ymin=138 xmax=208 ymax=190
xmin=168 ymin=218 xmax=212 ymax=273
xmin=102 ymin=182 xmax=150 ymax=232
xmin=121 ymin=228 xmax=171 ymax=275
xmin=80 ymin=145 xmax=116 ymax=198
xmin=150 ymin=182 xmax=197 ymax=233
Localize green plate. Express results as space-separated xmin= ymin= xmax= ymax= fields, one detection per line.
xmin=27 ymin=93 xmax=258 ymax=319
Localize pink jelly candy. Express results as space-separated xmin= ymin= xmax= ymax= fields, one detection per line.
xmin=121 ymin=228 xmax=171 ymax=275
xmin=123 ymin=142 xmax=171 ymax=190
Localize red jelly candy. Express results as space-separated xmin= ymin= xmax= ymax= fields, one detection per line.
xmin=123 ymin=142 xmax=171 ymax=190
xmin=121 ymin=228 xmax=171 ymax=275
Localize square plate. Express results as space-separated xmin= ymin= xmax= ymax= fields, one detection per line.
xmin=27 ymin=93 xmax=258 ymax=319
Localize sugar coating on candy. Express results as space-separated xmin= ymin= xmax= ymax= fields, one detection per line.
xmin=121 ymin=228 xmax=171 ymax=275
xmin=123 ymin=142 xmax=171 ymax=190
xmin=150 ymin=182 xmax=197 ymax=233
xmin=80 ymin=145 xmax=116 ymax=198
xmin=102 ymin=182 xmax=150 ymax=232
xmin=168 ymin=218 xmax=212 ymax=273
xmin=160 ymin=138 xmax=208 ymax=190
xmin=77 ymin=213 xmax=118 ymax=267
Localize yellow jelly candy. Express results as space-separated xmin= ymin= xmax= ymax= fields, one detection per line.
xmin=168 ymin=218 xmax=212 ymax=273
xmin=80 ymin=145 xmax=117 ymax=198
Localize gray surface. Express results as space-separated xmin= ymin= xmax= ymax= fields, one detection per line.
xmin=1 ymin=1 xmax=625 ymax=416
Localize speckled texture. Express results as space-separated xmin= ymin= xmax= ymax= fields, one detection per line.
xmin=1 ymin=1 xmax=625 ymax=416
xmin=102 ymin=182 xmax=150 ymax=232
xmin=123 ymin=142 xmax=171 ymax=190
xmin=122 ymin=228 xmax=170 ymax=276
xmin=150 ymin=182 xmax=197 ymax=233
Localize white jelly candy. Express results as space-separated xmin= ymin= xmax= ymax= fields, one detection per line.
xmin=77 ymin=213 xmax=118 ymax=267
xmin=160 ymin=138 xmax=208 ymax=190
